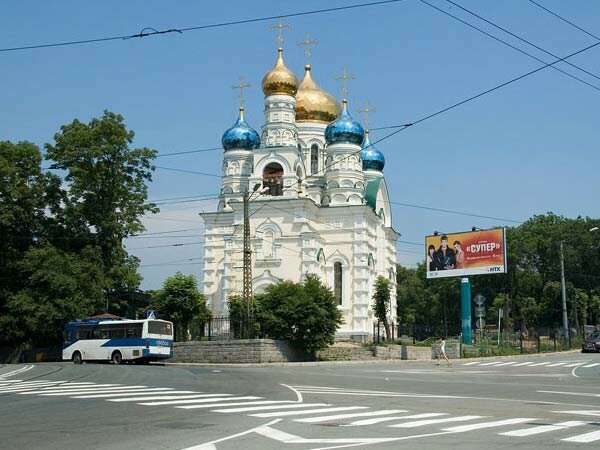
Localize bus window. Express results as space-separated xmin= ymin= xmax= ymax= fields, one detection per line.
xmin=93 ymin=326 xmax=110 ymax=340
xmin=108 ymin=325 xmax=125 ymax=339
xmin=126 ymin=323 xmax=142 ymax=338
xmin=148 ymin=321 xmax=173 ymax=336
xmin=77 ymin=327 xmax=93 ymax=340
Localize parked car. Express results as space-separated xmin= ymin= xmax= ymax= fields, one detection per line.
xmin=582 ymin=331 xmax=600 ymax=353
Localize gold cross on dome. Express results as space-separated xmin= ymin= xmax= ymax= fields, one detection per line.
xmin=271 ymin=20 xmax=291 ymax=47
xmin=232 ymin=76 xmax=251 ymax=108
xmin=298 ymin=33 xmax=318 ymax=61
xmin=358 ymin=101 xmax=376 ymax=131
xmin=335 ymin=67 xmax=356 ymax=99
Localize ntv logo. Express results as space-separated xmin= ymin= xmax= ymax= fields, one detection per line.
xmin=489 ymin=267 xmax=501 ymax=272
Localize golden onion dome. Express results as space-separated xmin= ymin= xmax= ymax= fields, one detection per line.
xmin=295 ymin=64 xmax=340 ymax=123
xmin=261 ymin=48 xmax=299 ymax=97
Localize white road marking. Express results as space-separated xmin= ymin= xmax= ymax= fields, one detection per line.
xmin=39 ymin=386 xmax=152 ymax=396
xmin=214 ymin=403 xmax=330 ymax=413
xmin=390 ymin=415 xmax=484 ymax=428
xmin=280 ymin=384 xmax=303 ymax=403
xmin=462 ymin=362 xmax=480 ymax=366
xmin=20 ymin=384 xmax=121 ymax=394
xmin=562 ymin=429 xmax=600 ymax=443
xmin=294 ymin=410 xmax=407 ymax=424
xmin=547 ymin=362 xmax=566 ymax=367
xmin=250 ymin=406 xmax=368 ymax=418
xmin=500 ymin=420 xmax=588 ymax=437
xmin=529 ymin=362 xmax=551 ymax=366
xmin=72 ymin=388 xmax=178 ymax=398
xmin=442 ymin=418 xmax=536 ymax=432
xmin=180 ymin=418 xmax=282 ymax=450
xmin=176 ymin=401 xmax=297 ymax=410
xmin=0 ymin=365 xmax=34 ymax=378
xmin=134 ymin=396 xmax=259 ymax=406
xmin=343 ymin=413 xmax=448 ymax=427
xmin=583 ymin=363 xmax=600 ymax=368
xmin=552 ymin=410 xmax=600 ymax=417
xmin=538 ymin=390 xmax=600 ymax=398
xmin=513 ymin=362 xmax=534 ymax=366
xmin=494 ymin=362 xmax=517 ymax=366
xmin=104 ymin=393 xmax=226 ymax=402
xmin=478 ymin=361 xmax=502 ymax=366
xmin=564 ymin=363 xmax=584 ymax=368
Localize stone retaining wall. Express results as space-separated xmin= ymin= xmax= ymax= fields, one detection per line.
xmin=171 ymin=339 xmax=305 ymax=364
xmin=316 ymin=345 xmax=376 ymax=361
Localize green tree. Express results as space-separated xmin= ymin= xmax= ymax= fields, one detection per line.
xmin=45 ymin=111 xmax=157 ymax=312
xmin=255 ymin=276 xmax=342 ymax=355
xmin=0 ymin=245 xmax=107 ymax=347
xmin=152 ymin=272 xmax=208 ymax=341
xmin=372 ymin=276 xmax=392 ymax=340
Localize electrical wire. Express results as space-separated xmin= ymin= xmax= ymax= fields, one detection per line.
xmin=419 ymin=0 xmax=600 ymax=92
xmin=153 ymin=165 xmax=221 ymax=178
xmin=527 ymin=0 xmax=600 ymax=42
xmin=0 ymin=0 xmax=406 ymax=53
xmin=444 ymin=0 xmax=600 ymax=82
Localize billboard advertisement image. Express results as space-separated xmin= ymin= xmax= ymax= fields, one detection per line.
xmin=425 ymin=228 xmax=507 ymax=279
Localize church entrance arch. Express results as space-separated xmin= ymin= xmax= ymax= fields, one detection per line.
xmin=263 ymin=162 xmax=284 ymax=196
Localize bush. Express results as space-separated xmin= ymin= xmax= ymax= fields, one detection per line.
xmin=254 ymin=275 xmax=343 ymax=355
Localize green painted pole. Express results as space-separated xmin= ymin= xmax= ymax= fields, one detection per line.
xmin=461 ymin=277 xmax=472 ymax=345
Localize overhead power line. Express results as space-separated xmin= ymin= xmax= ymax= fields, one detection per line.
xmin=155 ymin=147 xmax=221 ymax=158
xmin=444 ymin=0 xmax=600 ymax=82
xmin=419 ymin=0 xmax=600 ymax=92
xmin=527 ymin=0 xmax=600 ymax=42
xmin=0 ymin=0 xmax=406 ymax=54
xmin=389 ymin=201 xmax=522 ymax=224
xmin=154 ymin=165 xmax=221 ymax=178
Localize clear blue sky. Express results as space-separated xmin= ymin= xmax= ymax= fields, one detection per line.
xmin=2 ymin=0 xmax=599 ymax=289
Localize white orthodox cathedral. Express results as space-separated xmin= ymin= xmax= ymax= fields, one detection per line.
xmin=200 ymin=45 xmax=398 ymax=340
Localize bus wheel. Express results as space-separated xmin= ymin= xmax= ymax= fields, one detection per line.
xmin=111 ymin=351 xmax=123 ymax=365
xmin=72 ymin=351 xmax=82 ymax=365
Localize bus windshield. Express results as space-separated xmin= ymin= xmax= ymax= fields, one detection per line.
xmin=147 ymin=320 xmax=173 ymax=336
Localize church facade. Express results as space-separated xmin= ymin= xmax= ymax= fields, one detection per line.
xmin=200 ymin=46 xmax=398 ymax=340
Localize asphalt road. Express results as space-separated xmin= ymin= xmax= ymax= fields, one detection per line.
xmin=1 ymin=351 xmax=599 ymax=450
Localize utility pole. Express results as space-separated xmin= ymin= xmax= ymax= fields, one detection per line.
xmin=559 ymin=240 xmax=570 ymax=347
xmin=242 ymin=190 xmax=253 ymax=337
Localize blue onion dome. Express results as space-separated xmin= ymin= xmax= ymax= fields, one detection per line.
xmin=360 ymin=130 xmax=385 ymax=171
xmin=221 ymin=107 xmax=260 ymax=151
xmin=325 ymin=99 xmax=365 ymax=146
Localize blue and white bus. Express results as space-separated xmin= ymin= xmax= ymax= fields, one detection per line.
xmin=62 ymin=318 xmax=174 ymax=364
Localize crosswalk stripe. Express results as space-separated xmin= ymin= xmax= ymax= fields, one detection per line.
xmin=390 ymin=415 xmax=484 ymax=428
xmin=214 ymin=403 xmax=329 ymax=413
xmin=0 ymin=383 xmax=76 ymax=392
xmin=551 ymin=410 xmax=600 ymax=417
xmin=513 ymin=362 xmax=534 ymax=366
xmin=250 ymin=406 xmax=368 ymax=418
xmin=562 ymin=429 xmax=600 ymax=443
xmin=564 ymin=363 xmax=584 ymax=368
xmin=529 ymin=362 xmax=551 ymax=366
xmin=500 ymin=420 xmax=588 ymax=437
xmin=443 ymin=418 xmax=535 ymax=432
xmin=495 ymin=362 xmax=517 ymax=366
xmin=547 ymin=362 xmax=566 ymax=367
xmin=104 ymin=393 xmax=225 ymax=402
xmin=35 ymin=385 xmax=130 ymax=392
xmin=72 ymin=390 xmax=192 ymax=399
xmin=295 ymin=409 xmax=407 ymax=424
xmin=176 ymin=400 xmax=296 ymax=410
xmin=39 ymin=386 xmax=151 ymax=396
xmin=538 ymin=390 xmax=600 ymax=398
xmin=344 ymin=413 xmax=448 ymax=427
xmin=479 ymin=361 xmax=502 ymax=366
xmin=132 ymin=396 xmax=258 ymax=406
xmin=20 ymin=384 xmax=121 ymax=394
xmin=462 ymin=362 xmax=480 ymax=366
xmin=583 ymin=363 xmax=600 ymax=368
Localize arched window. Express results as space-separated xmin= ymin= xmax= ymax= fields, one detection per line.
xmin=334 ymin=262 xmax=343 ymax=305
xmin=263 ymin=162 xmax=284 ymax=196
xmin=310 ymin=144 xmax=319 ymax=175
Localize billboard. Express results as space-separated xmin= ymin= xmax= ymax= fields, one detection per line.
xmin=425 ymin=228 xmax=507 ymax=279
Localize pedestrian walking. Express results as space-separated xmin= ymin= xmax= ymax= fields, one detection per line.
xmin=437 ymin=337 xmax=452 ymax=367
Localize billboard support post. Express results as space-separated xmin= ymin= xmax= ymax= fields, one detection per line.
xmin=460 ymin=277 xmax=472 ymax=345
